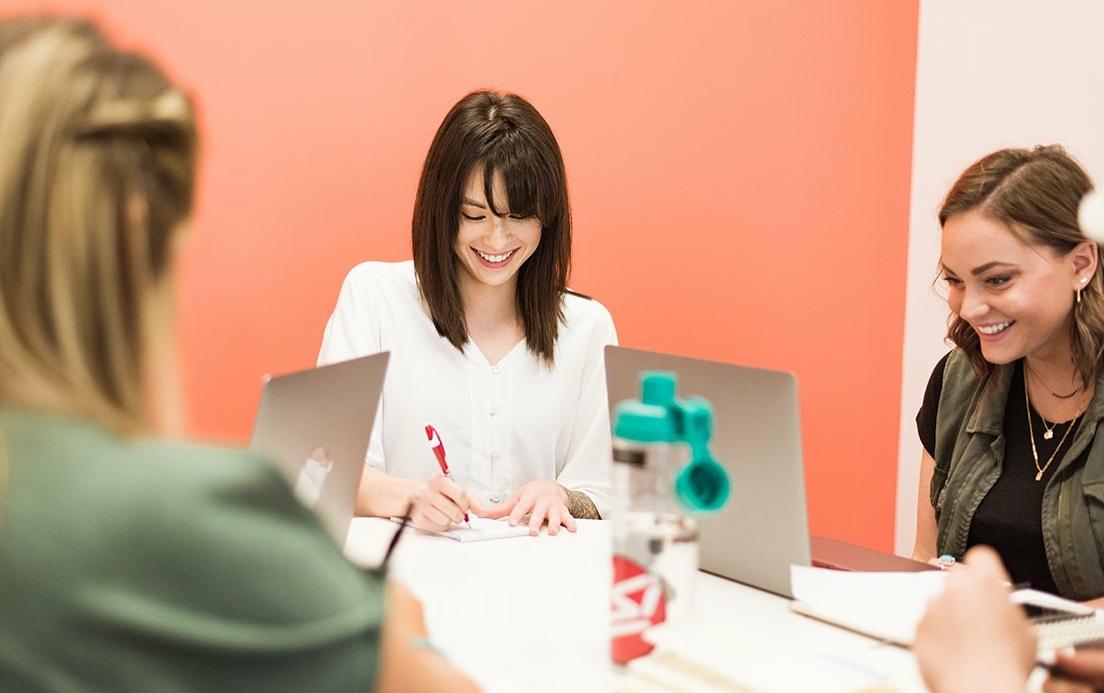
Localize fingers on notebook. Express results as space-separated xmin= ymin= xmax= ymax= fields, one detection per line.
xmin=411 ymin=503 xmax=452 ymax=531
xmin=429 ymin=493 xmax=467 ymax=525
xmin=528 ymin=499 xmax=551 ymax=536
xmin=412 ymin=475 xmax=470 ymax=530
xmin=546 ymin=505 xmax=563 ymax=535
xmin=562 ymin=512 xmax=578 ymax=533
xmin=426 ymin=474 xmax=469 ymax=510
xmin=508 ymin=496 xmax=531 ymax=528
xmin=469 ymin=485 xmax=578 ymax=535
xmin=544 ymin=503 xmax=577 ymax=535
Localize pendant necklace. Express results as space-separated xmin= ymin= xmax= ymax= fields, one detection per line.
xmin=1025 ymin=374 xmax=1082 ymax=482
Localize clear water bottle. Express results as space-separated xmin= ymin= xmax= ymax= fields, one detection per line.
xmin=610 ymin=371 xmax=729 ymax=665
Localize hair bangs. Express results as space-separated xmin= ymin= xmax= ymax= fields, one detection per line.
xmin=481 ymin=136 xmax=558 ymax=224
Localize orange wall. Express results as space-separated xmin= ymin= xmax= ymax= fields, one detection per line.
xmin=7 ymin=1 xmax=919 ymax=551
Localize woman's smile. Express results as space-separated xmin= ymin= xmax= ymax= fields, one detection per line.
xmin=472 ymin=247 xmax=519 ymax=268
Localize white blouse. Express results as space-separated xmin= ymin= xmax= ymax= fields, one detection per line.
xmin=317 ymin=261 xmax=618 ymax=516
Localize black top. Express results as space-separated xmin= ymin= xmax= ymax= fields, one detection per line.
xmin=917 ymin=354 xmax=1087 ymax=595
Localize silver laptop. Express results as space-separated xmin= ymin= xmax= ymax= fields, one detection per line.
xmin=604 ymin=346 xmax=811 ymax=598
xmin=250 ymin=352 xmax=389 ymax=544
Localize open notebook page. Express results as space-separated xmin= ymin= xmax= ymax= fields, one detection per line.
xmin=790 ymin=566 xmax=1096 ymax=649
xmin=390 ymin=516 xmax=530 ymax=542
xmin=790 ymin=566 xmax=948 ymax=645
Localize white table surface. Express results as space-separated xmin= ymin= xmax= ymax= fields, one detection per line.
xmin=344 ymin=517 xmax=929 ymax=692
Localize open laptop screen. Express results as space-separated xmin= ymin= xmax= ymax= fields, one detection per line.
xmin=604 ymin=346 xmax=811 ymax=597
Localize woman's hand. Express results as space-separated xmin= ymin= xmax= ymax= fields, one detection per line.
xmin=914 ymin=546 xmax=1036 ymax=693
xmin=474 ymin=480 xmax=578 ymax=536
xmin=409 ymin=473 xmax=471 ymax=532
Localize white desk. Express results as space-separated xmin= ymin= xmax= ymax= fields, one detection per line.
xmin=345 ymin=518 xmax=927 ymax=692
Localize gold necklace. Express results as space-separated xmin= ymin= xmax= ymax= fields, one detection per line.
xmin=1040 ymin=415 xmax=1058 ymax=441
xmin=1027 ymin=369 xmax=1059 ymax=439
xmin=1025 ymin=376 xmax=1082 ymax=482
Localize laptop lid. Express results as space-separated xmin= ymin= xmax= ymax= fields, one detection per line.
xmin=249 ymin=352 xmax=389 ymax=544
xmin=604 ymin=345 xmax=811 ymax=598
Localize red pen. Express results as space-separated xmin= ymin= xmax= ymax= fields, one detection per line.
xmin=424 ymin=424 xmax=470 ymax=526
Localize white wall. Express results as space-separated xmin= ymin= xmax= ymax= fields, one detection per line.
xmin=896 ymin=0 xmax=1104 ymax=555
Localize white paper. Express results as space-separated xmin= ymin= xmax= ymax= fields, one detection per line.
xmin=636 ymin=617 xmax=913 ymax=693
xmin=390 ymin=516 xmax=530 ymax=542
xmin=789 ymin=566 xmax=948 ymax=645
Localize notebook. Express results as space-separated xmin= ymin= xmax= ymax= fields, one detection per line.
xmin=619 ymin=617 xmax=911 ymax=692
xmin=789 ymin=566 xmax=947 ymax=645
xmin=1035 ymin=611 xmax=1104 ymax=652
xmin=789 ymin=565 xmax=1099 ymax=654
xmin=390 ymin=515 xmax=530 ymax=542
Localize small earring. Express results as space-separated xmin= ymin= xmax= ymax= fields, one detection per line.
xmin=1078 ymin=287 xmax=1083 ymax=304
xmin=1082 ymin=276 xmax=1090 ymax=285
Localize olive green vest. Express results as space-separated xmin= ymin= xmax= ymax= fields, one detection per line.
xmin=932 ymin=349 xmax=1104 ymax=600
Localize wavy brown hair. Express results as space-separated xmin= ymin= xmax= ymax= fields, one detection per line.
xmin=0 ymin=17 xmax=197 ymax=435
xmin=939 ymin=145 xmax=1100 ymax=384
xmin=412 ymin=90 xmax=571 ymax=365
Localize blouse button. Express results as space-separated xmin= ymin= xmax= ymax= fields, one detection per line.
xmin=490 ymin=407 xmax=500 ymax=417
xmin=491 ymin=366 xmax=501 ymax=375
xmin=489 ymin=493 xmax=503 ymax=503
xmin=489 ymin=451 xmax=500 ymax=460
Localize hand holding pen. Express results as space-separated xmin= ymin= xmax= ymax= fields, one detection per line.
xmin=424 ymin=424 xmax=471 ymax=527
xmin=407 ymin=424 xmax=473 ymax=531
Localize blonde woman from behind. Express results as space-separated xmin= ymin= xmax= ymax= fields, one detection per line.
xmin=0 ymin=18 xmax=475 ymax=693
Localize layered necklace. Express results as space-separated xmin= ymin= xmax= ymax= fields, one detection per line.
xmin=1024 ymin=366 xmax=1085 ymax=482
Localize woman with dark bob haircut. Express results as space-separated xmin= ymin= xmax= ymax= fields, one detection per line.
xmin=913 ymin=145 xmax=1104 ymax=600
xmin=319 ymin=90 xmax=617 ymax=536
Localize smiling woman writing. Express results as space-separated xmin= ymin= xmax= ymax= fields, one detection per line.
xmin=318 ymin=91 xmax=617 ymax=536
xmin=913 ymin=145 xmax=1104 ymax=599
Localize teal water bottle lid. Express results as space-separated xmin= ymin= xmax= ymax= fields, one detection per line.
xmin=675 ymin=456 xmax=730 ymax=512
xmin=612 ymin=371 xmax=730 ymax=513
xmin=673 ymin=396 xmax=730 ymax=513
xmin=613 ymin=372 xmax=680 ymax=443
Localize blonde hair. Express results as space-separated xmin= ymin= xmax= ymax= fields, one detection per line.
xmin=0 ymin=18 xmax=197 ymax=436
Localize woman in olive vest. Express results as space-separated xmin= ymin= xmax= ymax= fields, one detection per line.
xmin=913 ymin=145 xmax=1104 ymax=600
xmin=0 ymin=18 xmax=475 ymax=691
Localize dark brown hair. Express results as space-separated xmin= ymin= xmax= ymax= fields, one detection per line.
xmin=412 ymin=90 xmax=570 ymax=365
xmin=939 ymin=145 xmax=1100 ymax=384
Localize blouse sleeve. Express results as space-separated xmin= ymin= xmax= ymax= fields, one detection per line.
xmin=916 ymin=352 xmax=951 ymax=458
xmin=317 ymin=264 xmax=386 ymax=471
xmin=555 ymin=303 xmax=619 ymax=518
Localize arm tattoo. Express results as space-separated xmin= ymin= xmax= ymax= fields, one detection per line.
xmin=560 ymin=486 xmax=601 ymax=519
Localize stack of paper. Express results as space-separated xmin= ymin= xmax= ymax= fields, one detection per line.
xmin=789 ymin=566 xmax=1102 ymax=651
xmin=789 ymin=566 xmax=948 ymax=645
